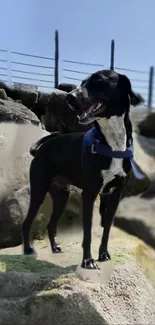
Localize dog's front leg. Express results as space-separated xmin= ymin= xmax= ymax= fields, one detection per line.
xmin=98 ymin=177 xmax=125 ymax=262
xmin=81 ymin=189 xmax=99 ymax=269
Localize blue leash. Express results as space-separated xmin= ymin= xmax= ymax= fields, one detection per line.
xmin=81 ymin=127 xmax=144 ymax=180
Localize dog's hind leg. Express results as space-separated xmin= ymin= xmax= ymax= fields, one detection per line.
xmin=22 ymin=159 xmax=53 ymax=255
xmin=98 ymin=176 xmax=125 ymax=262
xmin=48 ymin=184 xmax=69 ymax=253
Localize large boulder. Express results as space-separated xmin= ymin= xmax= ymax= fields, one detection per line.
xmin=131 ymin=131 xmax=155 ymax=197
xmin=122 ymin=164 xmax=150 ymax=198
xmin=121 ymin=128 xmax=155 ymax=198
xmin=0 ymin=183 xmax=82 ymax=249
xmin=0 ymin=81 xmax=38 ymax=110
xmin=0 ymin=263 xmax=154 ymax=325
xmin=138 ymin=112 xmax=155 ymax=138
xmin=0 ymin=186 xmax=51 ymax=248
xmin=130 ymin=109 xmax=155 ymax=182
xmin=0 ymin=98 xmax=39 ymax=125
xmin=0 ymin=225 xmax=155 ymax=325
xmin=0 ymin=89 xmax=7 ymax=100
xmin=115 ymin=195 xmax=155 ymax=249
xmin=0 ymin=122 xmax=49 ymax=192
xmin=0 ymin=123 xmax=53 ymax=248
xmin=133 ymin=132 xmax=155 ymax=182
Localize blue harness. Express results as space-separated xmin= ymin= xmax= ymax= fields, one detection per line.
xmin=81 ymin=127 xmax=144 ymax=180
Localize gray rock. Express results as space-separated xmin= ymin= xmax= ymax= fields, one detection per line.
xmin=0 ymin=186 xmax=30 ymax=248
xmin=0 ymin=262 xmax=154 ymax=325
xmin=0 ymin=185 xmax=51 ymax=248
xmin=0 ymin=123 xmax=51 ymax=248
xmin=0 ymin=81 xmax=38 ymax=109
xmin=133 ymin=132 xmax=155 ymax=181
xmin=0 ymin=89 xmax=7 ymax=100
xmin=0 ymin=182 xmax=82 ymax=248
xmin=138 ymin=112 xmax=155 ymax=138
xmin=0 ymin=123 xmax=49 ymax=192
xmin=115 ymin=196 xmax=155 ymax=249
xmin=0 ymin=98 xmax=39 ymax=125
xmin=122 ymin=166 xmax=150 ymax=199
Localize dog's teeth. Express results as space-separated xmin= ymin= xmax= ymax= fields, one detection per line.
xmin=78 ymin=112 xmax=87 ymax=120
xmin=97 ymin=103 xmax=102 ymax=109
xmin=92 ymin=103 xmax=102 ymax=113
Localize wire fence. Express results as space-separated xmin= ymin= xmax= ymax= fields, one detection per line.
xmin=0 ymin=33 xmax=154 ymax=109
xmin=0 ymin=49 xmax=55 ymax=92
xmin=62 ymin=59 xmax=150 ymax=106
xmin=0 ymin=49 xmax=8 ymax=84
xmin=11 ymin=51 xmax=55 ymax=92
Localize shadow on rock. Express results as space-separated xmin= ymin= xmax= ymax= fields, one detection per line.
xmin=114 ymin=214 xmax=155 ymax=249
xmin=137 ymin=134 xmax=155 ymax=157
xmin=0 ymin=254 xmax=77 ymax=277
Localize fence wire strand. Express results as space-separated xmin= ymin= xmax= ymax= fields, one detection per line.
xmin=0 ymin=48 xmax=154 ymax=104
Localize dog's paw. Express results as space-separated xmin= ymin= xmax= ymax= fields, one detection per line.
xmin=81 ymin=258 xmax=99 ymax=269
xmin=52 ymin=244 xmax=62 ymax=253
xmin=23 ymin=247 xmax=36 ymax=255
xmin=98 ymin=251 xmax=111 ymax=262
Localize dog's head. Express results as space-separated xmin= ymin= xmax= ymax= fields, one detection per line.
xmin=66 ymin=69 xmax=144 ymax=125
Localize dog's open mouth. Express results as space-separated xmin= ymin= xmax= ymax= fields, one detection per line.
xmin=78 ymin=102 xmax=106 ymax=124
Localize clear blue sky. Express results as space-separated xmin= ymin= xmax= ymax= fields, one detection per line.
xmin=0 ymin=0 xmax=154 ymax=103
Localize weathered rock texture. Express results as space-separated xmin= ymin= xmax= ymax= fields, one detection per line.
xmin=0 ymin=98 xmax=39 ymax=125
xmin=138 ymin=112 xmax=155 ymax=138
xmin=0 ymin=225 xmax=155 ymax=325
xmin=0 ymin=123 xmax=49 ymax=192
xmin=115 ymin=195 xmax=155 ymax=249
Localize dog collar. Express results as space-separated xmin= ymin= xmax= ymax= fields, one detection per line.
xmin=82 ymin=127 xmax=144 ymax=180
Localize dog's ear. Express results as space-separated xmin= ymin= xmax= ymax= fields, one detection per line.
xmin=119 ymin=74 xmax=145 ymax=107
xmin=130 ymin=92 xmax=144 ymax=106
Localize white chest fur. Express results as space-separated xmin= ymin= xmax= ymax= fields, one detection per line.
xmin=101 ymin=158 xmax=126 ymax=186
xmin=98 ymin=115 xmax=126 ymax=151
xmin=98 ymin=115 xmax=127 ymax=185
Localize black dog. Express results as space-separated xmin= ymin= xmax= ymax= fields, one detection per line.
xmin=22 ymin=70 xmax=143 ymax=269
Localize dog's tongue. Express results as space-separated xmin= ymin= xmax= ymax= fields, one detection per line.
xmin=87 ymin=104 xmax=96 ymax=114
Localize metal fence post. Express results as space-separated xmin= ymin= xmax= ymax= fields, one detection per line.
xmin=147 ymin=66 xmax=154 ymax=111
xmin=110 ymin=39 xmax=115 ymax=70
xmin=54 ymin=30 xmax=59 ymax=88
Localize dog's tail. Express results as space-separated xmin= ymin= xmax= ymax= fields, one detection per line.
xmin=30 ymin=131 xmax=60 ymax=157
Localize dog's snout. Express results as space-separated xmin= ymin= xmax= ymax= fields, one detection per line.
xmin=70 ymin=88 xmax=78 ymax=97
xmin=66 ymin=93 xmax=78 ymax=111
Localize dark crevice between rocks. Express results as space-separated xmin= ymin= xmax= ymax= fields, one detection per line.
xmin=114 ymin=217 xmax=155 ymax=249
